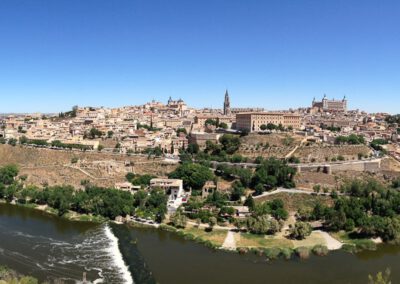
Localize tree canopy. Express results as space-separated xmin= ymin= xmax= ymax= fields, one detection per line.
xmin=168 ymin=163 xmax=214 ymax=190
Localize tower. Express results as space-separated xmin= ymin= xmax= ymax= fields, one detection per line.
xmin=223 ymin=90 xmax=231 ymax=115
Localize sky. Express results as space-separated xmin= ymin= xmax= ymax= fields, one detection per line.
xmin=0 ymin=0 xmax=399 ymax=114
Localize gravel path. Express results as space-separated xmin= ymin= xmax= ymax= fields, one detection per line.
xmin=315 ymin=230 xmax=343 ymax=250
xmin=222 ymin=231 xmax=237 ymax=250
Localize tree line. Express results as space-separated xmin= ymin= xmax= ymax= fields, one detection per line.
xmin=0 ymin=165 xmax=167 ymax=221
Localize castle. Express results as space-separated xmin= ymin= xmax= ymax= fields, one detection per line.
xmin=312 ymin=95 xmax=347 ymax=112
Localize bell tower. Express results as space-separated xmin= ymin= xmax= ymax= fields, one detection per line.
xmin=223 ymin=90 xmax=231 ymax=115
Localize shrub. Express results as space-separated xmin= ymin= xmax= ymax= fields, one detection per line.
xmin=264 ymin=248 xmax=281 ymax=260
xmin=280 ymin=248 xmax=293 ymax=260
xmin=312 ymin=245 xmax=329 ymax=256
xmin=295 ymin=247 xmax=311 ymax=259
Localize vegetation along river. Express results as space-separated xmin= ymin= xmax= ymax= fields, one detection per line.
xmin=1 ymin=203 xmax=400 ymax=283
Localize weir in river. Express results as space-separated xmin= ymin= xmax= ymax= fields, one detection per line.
xmin=2 ymin=203 xmax=400 ymax=284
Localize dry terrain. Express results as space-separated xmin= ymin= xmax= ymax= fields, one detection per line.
xmin=0 ymin=144 xmax=177 ymax=188
xmin=238 ymin=133 xmax=304 ymax=159
xmin=292 ymin=144 xmax=371 ymax=163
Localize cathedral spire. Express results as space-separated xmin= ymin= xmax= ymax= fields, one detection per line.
xmin=223 ymin=90 xmax=231 ymax=115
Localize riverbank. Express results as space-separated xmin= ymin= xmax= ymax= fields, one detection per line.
xmin=0 ymin=199 xmax=381 ymax=259
xmin=0 ymin=199 xmax=108 ymax=223
xmin=0 ymin=265 xmax=38 ymax=284
xmin=130 ymin=220 xmax=378 ymax=260
xmin=2 ymin=202 xmax=399 ymax=284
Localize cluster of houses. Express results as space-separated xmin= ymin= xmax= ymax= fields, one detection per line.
xmin=1 ymin=93 xmax=399 ymax=158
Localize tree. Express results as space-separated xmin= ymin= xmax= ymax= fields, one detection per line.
xmin=260 ymin=124 xmax=267 ymax=131
xmin=251 ymin=158 xmax=296 ymax=190
xmin=219 ymin=134 xmax=241 ymax=154
xmin=231 ymin=181 xmax=245 ymax=201
xmin=290 ymin=222 xmax=312 ymax=240
xmin=392 ymin=178 xmax=400 ymax=189
xmin=254 ymin=183 xmax=265 ymax=195
xmin=205 ymin=119 xmax=217 ymax=126
xmin=208 ymin=217 xmax=217 ymax=231
xmin=71 ymin=105 xmax=78 ymax=117
xmin=88 ymin=128 xmax=103 ymax=139
xmin=168 ymin=163 xmax=214 ymax=191
xmin=267 ymin=123 xmax=277 ymax=130
xmin=98 ymin=145 xmax=104 ymax=152
xmin=313 ymin=185 xmax=321 ymax=194
xmin=107 ymin=130 xmax=114 ymax=138
xmin=176 ymin=128 xmax=187 ymax=136
xmin=8 ymin=138 xmax=17 ymax=146
xmin=246 ymin=215 xmax=280 ymax=235
xmin=128 ymin=174 xmax=156 ymax=187
xmin=0 ymin=165 xmax=19 ymax=185
xmin=170 ymin=208 xmax=187 ymax=228
xmin=368 ymin=268 xmax=392 ymax=284
xmin=219 ymin=122 xmax=228 ymax=129
xmin=244 ymin=195 xmax=255 ymax=210
xmin=187 ymin=143 xmax=199 ymax=154
xmin=19 ymin=136 xmax=28 ymax=144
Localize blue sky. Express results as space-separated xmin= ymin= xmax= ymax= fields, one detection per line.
xmin=0 ymin=0 xmax=399 ymax=113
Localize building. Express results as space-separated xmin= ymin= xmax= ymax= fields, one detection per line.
xmin=115 ymin=182 xmax=140 ymax=193
xmin=312 ymin=95 xmax=348 ymax=112
xmin=189 ymin=132 xmax=221 ymax=148
xmin=223 ymin=90 xmax=231 ymax=116
xmin=150 ymin=178 xmax=188 ymax=211
xmin=236 ymin=112 xmax=302 ymax=132
xmin=194 ymin=115 xmax=233 ymax=128
xmin=230 ymin=107 xmax=265 ymax=114
xmin=167 ymin=97 xmax=188 ymax=116
xmin=150 ymin=178 xmax=184 ymax=201
xmin=201 ymin=181 xmax=217 ymax=199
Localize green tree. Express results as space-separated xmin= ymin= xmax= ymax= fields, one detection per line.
xmin=290 ymin=222 xmax=312 ymax=240
xmin=170 ymin=208 xmax=188 ymax=228
xmin=208 ymin=216 xmax=217 ymax=231
xmin=219 ymin=134 xmax=241 ymax=154
xmin=246 ymin=215 xmax=280 ymax=235
xmin=205 ymin=119 xmax=217 ymax=126
xmin=169 ymin=163 xmax=214 ymax=190
xmin=0 ymin=165 xmax=19 ymax=185
xmin=231 ymin=181 xmax=245 ymax=201
xmin=368 ymin=268 xmax=392 ymax=284
xmin=219 ymin=122 xmax=228 ymax=129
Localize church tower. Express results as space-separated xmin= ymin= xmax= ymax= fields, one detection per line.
xmin=223 ymin=90 xmax=231 ymax=115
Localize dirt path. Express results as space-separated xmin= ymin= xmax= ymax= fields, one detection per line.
xmin=315 ymin=230 xmax=343 ymax=250
xmin=222 ymin=231 xmax=237 ymax=250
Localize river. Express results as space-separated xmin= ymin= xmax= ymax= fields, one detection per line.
xmin=1 ymin=203 xmax=400 ymax=283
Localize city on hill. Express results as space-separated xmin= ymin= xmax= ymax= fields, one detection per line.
xmin=1 ymin=90 xmax=400 ymax=260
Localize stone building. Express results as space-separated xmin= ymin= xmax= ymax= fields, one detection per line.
xmin=236 ymin=112 xmax=302 ymax=132
xmin=312 ymin=95 xmax=348 ymax=112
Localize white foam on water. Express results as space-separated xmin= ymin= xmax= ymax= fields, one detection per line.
xmin=103 ymin=224 xmax=134 ymax=284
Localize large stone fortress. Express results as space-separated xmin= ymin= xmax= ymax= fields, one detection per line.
xmin=312 ymin=94 xmax=348 ymax=112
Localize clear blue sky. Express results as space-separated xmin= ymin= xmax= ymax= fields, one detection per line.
xmin=0 ymin=0 xmax=399 ymax=113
